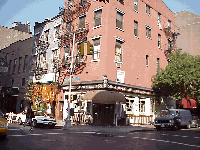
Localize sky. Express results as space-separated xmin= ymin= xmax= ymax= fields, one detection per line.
xmin=0 ymin=0 xmax=199 ymax=34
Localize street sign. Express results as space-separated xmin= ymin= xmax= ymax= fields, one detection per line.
xmin=64 ymin=79 xmax=70 ymax=81
xmin=72 ymin=76 xmax=80 ymax=80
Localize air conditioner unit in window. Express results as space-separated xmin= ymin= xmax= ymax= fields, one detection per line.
xmin=116 ymin=63 xmax=121 ymax=68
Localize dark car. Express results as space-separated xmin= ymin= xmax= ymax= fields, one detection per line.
xmin=191 ymin=116 xmax=200 ymax=128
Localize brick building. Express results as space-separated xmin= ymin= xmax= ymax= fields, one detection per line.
xmin=175 ymin=10 xmax=200 ymax=56
xmin=56 ymin=0 xmax=178 ymax=125
xmin=0 ymin=23 xmax=33 ymax=113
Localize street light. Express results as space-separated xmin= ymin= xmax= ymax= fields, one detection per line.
xmin=63 ymin=32 xmax=75 ymax=129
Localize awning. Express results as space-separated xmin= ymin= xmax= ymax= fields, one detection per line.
xmin=181 ymin=98 xmax=197 ymax=109
xmin=83 ymin=90 xmax=126 ymax=104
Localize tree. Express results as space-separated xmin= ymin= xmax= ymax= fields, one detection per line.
xmin=152 ymin=50 xmax=200 ymax=104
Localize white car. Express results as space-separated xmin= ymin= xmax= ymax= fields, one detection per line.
xmin=32 ymin=111 xmax=57 ymax=128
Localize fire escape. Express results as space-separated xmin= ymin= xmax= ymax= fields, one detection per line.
xmin=58 ymin=0 xmax=92 ymax=85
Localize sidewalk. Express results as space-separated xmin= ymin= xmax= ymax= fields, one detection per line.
xmin=55 ymin=120 xmax=155 ymax=133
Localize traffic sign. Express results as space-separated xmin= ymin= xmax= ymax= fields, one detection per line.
xmin=72 ymin=76 xmax=80 ymax=80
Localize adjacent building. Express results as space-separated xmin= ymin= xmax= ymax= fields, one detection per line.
xmin=57 ymin=0 xmax=178 ymax=125
xmin=0 ymin=22 xmax=33 ymax=113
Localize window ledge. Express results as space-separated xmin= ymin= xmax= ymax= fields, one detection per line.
xmin=158 ymin=47 xmax=162 ymax=50
xmin=114 ymin=61 xmax=123 ymax=64
xmin=116 ymin=27 xmax=124 ymax=32
xmin=91 ymin=59 xmax=100 ymax=62
xmin=134 ymin=9 xmax=139 ymax=13
xmin=146 ymin=65 xmax=149 ymax=67
xmin=146 ymin=13 xmax=151 ymax=17
xmin=134 ymin=35 xmax=139 ymax=39
xmin=92 ymin=25 xmax=102 ymax=29
xmin=146 ymin=36 xmax=152 ymax=40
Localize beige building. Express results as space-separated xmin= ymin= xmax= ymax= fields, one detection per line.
xmin=175 ymin=10 xmax=200 ymax=55
xmin=0 ymin=23 xmax=33 ymax=113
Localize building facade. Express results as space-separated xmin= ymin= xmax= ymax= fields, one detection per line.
xmin=175 ymin=11 xmax=200 ymax=56
xmin=31 ymin=14 xmax=63 ymax=115
xmin=0 ymin=23 xmax=33 ymax=113
xmin=56 ymin=0 xmax=177 ymax=125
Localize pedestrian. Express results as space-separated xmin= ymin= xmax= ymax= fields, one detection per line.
xmin=21 ymin=106 xmax=34 ymax=131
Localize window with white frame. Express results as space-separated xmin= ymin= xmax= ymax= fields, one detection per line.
xmin=116 ymin=11 xmax=123 ymax=30
xmin=134 ymin=0 xmax=138 ymax=11
xmin=66 ymin=20 xmax=72 ymax=36
xmin=157 ymin=58 xmax=160 ymax=70
xmin=158 ymin=13 xmax=162 ymax=29
xmin=139 ymin=99 xmax=145 ymax=113
xmin=168 ymin=20 xmax=171 ymax=31
xmin=146 ymin=4 xmax=151 ymax=16
xmin=158 ymin=34 xmax=161 ymax=48
xmin=126 ymin=98 xmax=134 ymax=111
xmin=134 ymin=21 xmax=138 ymax=37
xmin=94 ymin=9 xmax=102 ymax=27
xmin=146 ymin=55 xmax=149 ymax=66
xmin=168 ymin=39 xmax=172 ymax=51
xmin=92 ymin=38 xmax=100 ymax=60
xmin=146 ymin=26 xmax=151 ymax=38
xmin=54 ymin=25 xmax=60 ymax=39
xmin=44 ymin=30 xmax=49 ymax=42
xmin=115 ymin=40 xmax=123 ymax=62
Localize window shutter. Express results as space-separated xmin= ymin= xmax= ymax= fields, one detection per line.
xmin=87 ymin=41 xmax=93 ymax=55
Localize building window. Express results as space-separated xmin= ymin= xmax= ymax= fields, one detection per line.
xmin=146 ymin=55 xmax=149 ymax=66
xmin=92 ymin=38 xmax=100 ymax=60
xmin=80 ymin=0 xmax=87 ymax=7
xmin=139 ymin=100 xmax=145 ymax=113
xmin=117 ymin=0 xmax=124 ymax=4
xmin=54 ymin=26 xmax=60 ymax=39
xmin=134 ymin=21 xmax=138 ymax=37
xmin=44 ymin=30 xmax=49 ymax=42
xmin=23 ymin=55 xmax=28 ymax=72
xmin=168 ymin=20 xmax=171 ymax=31
xmin=168 ymin=39 xmax=172 ymax=51
xmin=35 ymin=34 xmax=40 ymax=46
xmin=94 ymin=9 xmax=102 ymax=27
xmin=13 ymin=59 xmax=17 ymax=74
xmin=115 ymin=40 xmax=123 ymax=62
xmin=22 ymin=78 xmax=25 ymax=86
xmin=126 ymin=98 xmax=134 ymax=111
xmin=157 ymin=58 xmax=160 ymax=70
xmin=158 ymin=13 xmax=162 ymax=29
xmin=18 ymin=57 xmax=22 ymax=73
xmin=146 ymin=26 xmax=151 ymax=38
xmin=116 ymin=11 xmax=123 ymax=30
xmin=79 ymin=15 xmax=85 ymax=29
xmin=8 ymin=60 xmax=12 ymax=74
xmin=134 ymin=0 xmax=138 ymax=11
xmin=158 ymin=34 xmax=161 ymax=48
xmin=146 ymin=4 xmax=151 ymax=16
xmin=66 ymin=21 xmax=72 ymax=35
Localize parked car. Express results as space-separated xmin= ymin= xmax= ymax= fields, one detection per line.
xmin=32 ymin=111 xmax=57 ymax=128
xmin=191 ymin=116 xmax=200 ymax=128
xmin=0 ymin=111 xmax=8 ymax=139
xmin=154 ymin=109 xmax=192 ymax=130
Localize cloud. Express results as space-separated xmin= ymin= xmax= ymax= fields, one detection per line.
xmin=0 ymin=0 xmax=8 ymax=10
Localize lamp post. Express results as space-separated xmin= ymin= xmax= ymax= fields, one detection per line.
xmin=63 ymin=32 xmax=75 ymax=129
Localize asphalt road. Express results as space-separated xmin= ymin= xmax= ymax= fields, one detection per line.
xmin=0 ymin=124 xmax=200 ymax=150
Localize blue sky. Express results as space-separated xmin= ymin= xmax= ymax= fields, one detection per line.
xmin=0 ymin=0 xmax=199 ymax=34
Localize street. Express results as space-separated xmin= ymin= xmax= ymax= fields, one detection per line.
xmin=0 ymin=124 xmax=200 ymax=150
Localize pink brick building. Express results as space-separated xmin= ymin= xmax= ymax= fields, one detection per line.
xmin=57 ymin=0 xmax=177 ymax=125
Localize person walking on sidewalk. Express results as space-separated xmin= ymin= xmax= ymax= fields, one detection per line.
xmin=21 ymin=106 xmax=34 ymax=131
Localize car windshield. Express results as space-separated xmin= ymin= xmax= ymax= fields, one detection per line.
xmin=159 ymin=110 xmax=170 ymax=116
xmin=169 ymin=110 xmax=176 ymax=116
xmin=0 ymin=112 xmax=3 ymax=118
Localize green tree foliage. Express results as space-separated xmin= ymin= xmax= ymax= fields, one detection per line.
xmin=152 ymin=50 xmax=200 ymax=103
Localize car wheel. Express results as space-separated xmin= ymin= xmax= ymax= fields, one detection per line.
xmin=18 ymin=118 xmax=22 ymax=125
xmin=156 ymin=127 xmax=161 ymax=130
xmin=187 ymin=122 xmax=191 ymax=129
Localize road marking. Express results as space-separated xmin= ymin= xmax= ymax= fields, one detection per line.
xmin=177 ymin=143 xmax=184 ymax=145
xmin=8 ymin=135 xmax=26 ymax=136
xmin=45 ymin=133 xmax=64 ymax=135
xmin=188 ymin=145 xmax=197 ymax=147
xmin=147 ymin=133 xmax=154 ymax=134
xmin=150 ymin=139 xmax=156 ymax=140
xmin=160 ymin=134 xmax=168 ymax=135
xmin=115 ymin=136 xmax=126 ymax=137
xmin=194 ymin=137 xmax=200 ymax=138
xmin=41 ymin=139 xmax=56 ymax=142
xmin=74 ymin=132 xmax=96 ymax=134
xmin=7 ymin=129 xmax=20 ymax=130
xmin=181 ymin=136 xmax=189 ymax=137
xmin=171 ymin=141 xmax=178 ymax=144
xmin=27 ymin=134 xmax=43 ymax=136
xmin=172 ymin=135 xmax=180 ymax=136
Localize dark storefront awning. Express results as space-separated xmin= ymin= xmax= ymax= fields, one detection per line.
xmin=181 ymin=98 xmax=197 ymax=109
xmin=83 ymin=90 xmax=126 ymax=104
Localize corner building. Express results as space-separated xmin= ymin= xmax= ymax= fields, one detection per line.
xmin=57 ymin=0 xmax=176 ymax=126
